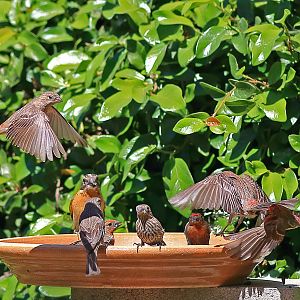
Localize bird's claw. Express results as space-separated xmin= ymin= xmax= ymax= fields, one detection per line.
xmin=70 ymin=240 xmax=82 ymax=246
xmin=133 ymin=242 xmax=142 ymax=253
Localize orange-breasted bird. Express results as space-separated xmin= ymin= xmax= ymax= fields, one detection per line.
xmin=0 ymin=91 xmax=86 ymax=161
xmin=184 ymin=213 xmax=211 ymax=245
xmin=104 ymin=220 xmax=122 ymax=246
xmin=169 ymin=171 xmax=272 ymax=233
xmin=135 ymin=204 xmax=166 ymax=252
xmin=223 ymin=198 xmax=300 ymax=262
xmin=79 ymin=197 xmax=105 ymax=276
xmin=69 ymin=174 xmax=105 ymax=233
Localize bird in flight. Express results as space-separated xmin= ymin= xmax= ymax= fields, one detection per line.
xmin=0 ymin=91 xmax=86 ymax=161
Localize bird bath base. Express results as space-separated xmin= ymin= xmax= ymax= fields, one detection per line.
xmin=0 ymin=233 xmax=255 ymax=288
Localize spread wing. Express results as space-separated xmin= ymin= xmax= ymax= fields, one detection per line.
xmin=224 ymin=225 xmax=282 ymax=262
xmin=6 ymin=109 xmax=66 ymax=162
xmin=45 ymin=106 xmax=87 ymax=147
xmin=169 ymin=171 xmax=243 ymax=213
xmin=251 ymin=198 xmax=299 ymax=211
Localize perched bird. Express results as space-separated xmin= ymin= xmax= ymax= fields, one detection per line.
xmin=0 ymin=91 xmax=86 ymax=161
xmin=184 ymin=213 xmax=211 ymax=245
xmin=135 ymin=204 xmax=166 ymax=252
xmin=70 ymin=173 xmax=105 ymax=233
xmin=169 ymin=171 xmax=271 ymax=233
xmin=79 ymin=197 xmax=105 ymax=276
xmin=223 ymin=198 xmax=300 ymax=263
xmin=104 ymin=220 xmax=122 ymax=246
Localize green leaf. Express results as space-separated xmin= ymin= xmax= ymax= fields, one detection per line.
xmin=24 ymin=43 xmax=48 ymax=61
xmin=23 ymin=185 xmax=43 ymax=196
xmin=97 ymin=91 xmax=132 ymax=121
xmin=116 ymin=68 xmax=145 ymax=81
xmin=38 ymin=286 xmax=71 ymax=298
xmin=0 ymin=27 xmax=16 ymax=46
xmin=289 ymin=135 xmax=300 ymax=152
xmin=47 ymin=51 xmax=89 ymax=72
xmin=71 ymin=13 xmax=89 ymax=29
xmin=247 ymin=24 xmax=281 ymax=66
xmin=30 ymin=3 xmax=64 ymax=21
xmin=178 ymin=36 xmax=197 ymax=67
xmin=196 ymin=27 xmax=230 ymax=58
xmin=228 ymin=53 xmax=245 ymax=79
xmin=91 ymin=135 xmax=121 ymax=153
xmin=2 ymin=276 xmax=18 ymax=300
xmin=231 ymin=80 xmax=260 ymax=99
xmin=153 ymin=10 xmax=194 ymax=27
xmin=245 ymin=160 xmax=268 ymax=176
xmin=209 ymin=115 xmax=237 ymax=134
xmin=145 ymin=43 xmax=167 ymax=74
xmin=262 ymin=172 xmax=283 ymax=201
xmin=40 ymin=70 xmax=66 ymax=88
xmin=268 ymin=62 xmax=286 ymax=85
xmin=163 ymin=158 xmax=193 ymax=217
xmin=150 ymin=84 xmax=185 ymax=111
xmin=200 ymin=82 xmax=226 ymax=98
xmin=100 ymin=49 xmax=127 ymax=91
xmin=40 ymin=27 xmax=73 ymax=43
xmin=259 ymin=98 xmax=287 ymax=122
xmin=173 ymin=118 xmax=206 ymax=135
xmin=283 ymin=169 xmax=298 ymax=199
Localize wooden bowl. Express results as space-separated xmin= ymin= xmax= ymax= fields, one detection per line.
xmin=0 ymin=233 xmax=255 ymax=288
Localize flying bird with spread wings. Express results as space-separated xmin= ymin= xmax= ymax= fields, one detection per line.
xmin=0 ymin=91 xmax=86 ymax=161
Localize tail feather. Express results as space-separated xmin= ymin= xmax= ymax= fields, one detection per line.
xmin=224 ymin=226 xmax=282 ymax=262
xmin=86 ymin=250 xmax=100 ymax=276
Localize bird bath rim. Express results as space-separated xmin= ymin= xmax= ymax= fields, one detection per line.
xmin=0 ymin=233 xmax=256 ymax=288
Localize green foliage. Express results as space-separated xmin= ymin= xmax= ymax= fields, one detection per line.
xmin=0 ymin=0 xmax=300 ymax=296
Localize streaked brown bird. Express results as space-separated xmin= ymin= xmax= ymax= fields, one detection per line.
xmin=135 ymin=204 xmax=166 ymax=252
xmin=70 ymin=173 xmax=105 ymax=233
xmin=169 ymin=171 xmax=271 ymax=233
xmin=79 ymin=197 xmax=105 ymax=276
xmin=0 ymin=91 xmax=86 ymax=161
xmin=104 ymin=220 xmax=122 ymax=246
xmin=184 ymin=213 xmax=211 ymax=245
xmin=223 ymin=198 xmax=300 ymax=263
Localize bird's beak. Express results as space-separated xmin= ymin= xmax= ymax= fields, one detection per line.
xmin=55 ymin=95 xmax=62 ymax=103
xmin=114 ymin=221 xmax=122 ymax=229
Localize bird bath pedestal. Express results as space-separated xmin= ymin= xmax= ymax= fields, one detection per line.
xmin=0 ymin=233 xmax=263 ymax=298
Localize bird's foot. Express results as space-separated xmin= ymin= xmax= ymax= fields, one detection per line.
xmin=157 ymin=241 xmax=166 ymax=252
xmin=133 ymin=242 xmax=143 ymax=253
xmin=70 ymin=240 xmax=82 ymax=246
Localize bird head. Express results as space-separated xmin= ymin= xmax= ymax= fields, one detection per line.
xmin=188 ymin=213 xmax=204 ymax=225
xmin=105 ymin=220 xmax=122 ymax=233
xmin=136 ymin=204 xmax=153 ymax=220
xmin=39 ymin=91 xmax=62 ymax=105
xmin=82 ymin=173 xmax=99 ymax=189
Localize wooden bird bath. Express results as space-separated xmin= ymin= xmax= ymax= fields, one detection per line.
xmin=0 ymin=233 xmax=255 ymax=288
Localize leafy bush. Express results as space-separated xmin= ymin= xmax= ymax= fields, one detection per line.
xmin=0 ymin=0 xmax=300 ymax=298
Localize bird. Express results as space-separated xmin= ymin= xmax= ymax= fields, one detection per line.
xmin=69 ymin=173 xmax=105 ymax=233
xmin=184 ymin=213 xmax=211 ymax=245
xmin=0 ymin=91 xmax=86 ymax=161
xmin=169 ymin=171 xmax=271 ymax=234
xmin=79 ymin=197 xmax=105 ymax=276
xmin=223 ymin=198 xmax=300 ymax=263
xmin=135 ymin=204 xmax=166 ymax=252
xmin=104 ymin=220 xmax=122 ymax=246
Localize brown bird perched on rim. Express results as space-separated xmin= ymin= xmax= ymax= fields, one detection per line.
xmin=184 ymin=213 xmax=210 ymax=245
xmin=70 ymin=174 xmax=105 ymax=234
xmin=104 ymin=220 xmax=122 ymax=246
xmin=169 ymin=171 xmax=271 ymax=234
xmin=135 ymin=204 xmax=166 ymax=252
xmin=223 ymin=198 xmax=300 ymax=263
xmin=0 ymin=91 xmax=86 ymax=161
xmin=79 ymin=197 xmax=105 ymax=276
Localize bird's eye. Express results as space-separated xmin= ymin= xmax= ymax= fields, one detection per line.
xmin=107 ymin=223 xmax=112 ymax=226
xmin=48 ymin=95 xmax=53 ymax=99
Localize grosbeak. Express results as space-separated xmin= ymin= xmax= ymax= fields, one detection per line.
xmin=79 ymin=197 xmax=105 ymax=276
xmin=135 ymin=204 xmax=166 ymax=252
xmin=184 ymin=213 xmax=210 ymax=245
xmin=169 ymin=171 xmax=271 ymax=233
xmin=104 ymin=220 xmax=122 ymax=246
xmin=0 ymin=91 xmax=86 ymax=161
xmin=69 ymin=173 xmax=105 ymax=233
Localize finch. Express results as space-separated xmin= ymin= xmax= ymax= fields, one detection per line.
xmin=104 ymin=220 xmax=122 ymax=246
xmin=0 ymin=91 xmax=86 ymax=161
xmin=135 ymin=204 xmax=166 ymax=252
xmin=169 ymin=171 xmax=272 ymax=233
xmin=184 ymin=213 xmax=210 ymax=245
xmin=223 ymin=198 xmax=300 ymax=262
xmin=70 ymin=173 xmax=105 ymax=233
xmin=79 ymin=197 xmax=105 ymax=276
